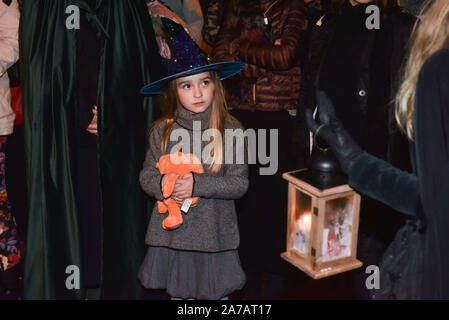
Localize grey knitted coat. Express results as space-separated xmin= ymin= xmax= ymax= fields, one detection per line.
xmin=139 ymin=105 xmax=249 ymax=252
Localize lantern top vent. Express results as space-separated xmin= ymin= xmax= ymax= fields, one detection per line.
xmin=282 ymin=169 xmax=355 ymax=198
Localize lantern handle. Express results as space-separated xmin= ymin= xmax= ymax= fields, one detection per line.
xmin=313 ymin=123 xmax=329 ymax=152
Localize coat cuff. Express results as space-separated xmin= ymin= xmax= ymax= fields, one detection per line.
xmin=192 ymin=172 xmax=200 ymax=197
xmin=191 ymin=172 xmax=196 ymax=197
xmin=160 ymin=174 xmax=165 ymax=198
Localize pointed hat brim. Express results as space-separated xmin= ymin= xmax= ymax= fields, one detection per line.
xmin=140 ymin=61 xmax=245 ymax=95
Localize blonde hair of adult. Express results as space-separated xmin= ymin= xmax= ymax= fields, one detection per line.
xmin=152 ymin=71 xmax=238 ymax=173
xmin=396 ymin=0 xmax=449 ymax=140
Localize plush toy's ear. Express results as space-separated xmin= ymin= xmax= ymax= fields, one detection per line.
xmin=156 ymin=161 xmax=160 ymax=169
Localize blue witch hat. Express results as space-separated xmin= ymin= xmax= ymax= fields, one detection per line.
xmin=140 ymin=17 xmax=245 ymax=95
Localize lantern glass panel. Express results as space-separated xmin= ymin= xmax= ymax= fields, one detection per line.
xmin=321 ymin=196 xmax=354 ymax=262
xmin=292 ymin=190 xmax=312 ymax=256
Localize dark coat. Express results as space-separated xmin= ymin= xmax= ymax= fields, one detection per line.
xmin=298 ymin=6 xmax=415 ymax=166
xmin=298 ymin=4 xmax=417 ymax=292
xmin=347 ymin=47 xmax=449 ymax=299
xmin=213 ymin=0 xmax=308 ymax=112
xmin=20 ymin=0 xmax=161 ymax=299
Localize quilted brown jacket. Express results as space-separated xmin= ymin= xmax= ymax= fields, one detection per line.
xmin=213 ymin=0 xmax=307 ymax=112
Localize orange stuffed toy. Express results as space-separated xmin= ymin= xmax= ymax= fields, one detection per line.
xmin=156 ymin=152 xmax=204 ymax=230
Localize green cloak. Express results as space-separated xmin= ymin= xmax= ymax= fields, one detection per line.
xmin=19 ymin=0 xmax=161 ymax=299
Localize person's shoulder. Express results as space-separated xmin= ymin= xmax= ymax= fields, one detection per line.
xmin=420 ymin=47 xmax=449 ymax=78
xmin=416 ymin=47 xmax=449 ymax=100
xmin=224 ymin=115 xmax=244 ymax=131
xmin=149 ymin=119 xmax=170 ymax=138
xmin=416 ymin=48 xmax=449 ymax=123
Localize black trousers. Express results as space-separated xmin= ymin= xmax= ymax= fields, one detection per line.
xmin=74 ymin=10 xmax=103 ymax=288
xmin=230 ymin=109 xmax=308 ymax=275
xmin=75 ymin=145 xmax=102 ymax=288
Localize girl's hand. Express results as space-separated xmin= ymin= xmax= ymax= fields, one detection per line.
xmin=172 ymin=173 xmax=193 ymax=201
xmin=87 ymin=106 xmax=98 ymax=135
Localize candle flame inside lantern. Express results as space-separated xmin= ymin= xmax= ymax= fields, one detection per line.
xmin=298 ymin=212 xmax=312 ymax=234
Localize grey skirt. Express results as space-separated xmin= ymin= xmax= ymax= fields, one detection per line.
xmin=138 ymin=246 xmax=246 ymax=300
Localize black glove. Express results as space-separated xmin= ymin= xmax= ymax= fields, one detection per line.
xmin=305 ymin=91 xmax=363 ymax=174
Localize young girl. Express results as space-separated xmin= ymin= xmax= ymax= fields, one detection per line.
xmin=138 ymin=18 xmax=248 ymax=300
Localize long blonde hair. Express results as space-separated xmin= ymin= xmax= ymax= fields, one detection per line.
xmin=396 ymin=0 xmax=449 ymax=140
xmin=152 ymin=71 xmax=238 ymax=173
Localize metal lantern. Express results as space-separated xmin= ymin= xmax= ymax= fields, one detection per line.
xmin=281 ymin=169 xmax=363 ymax=279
